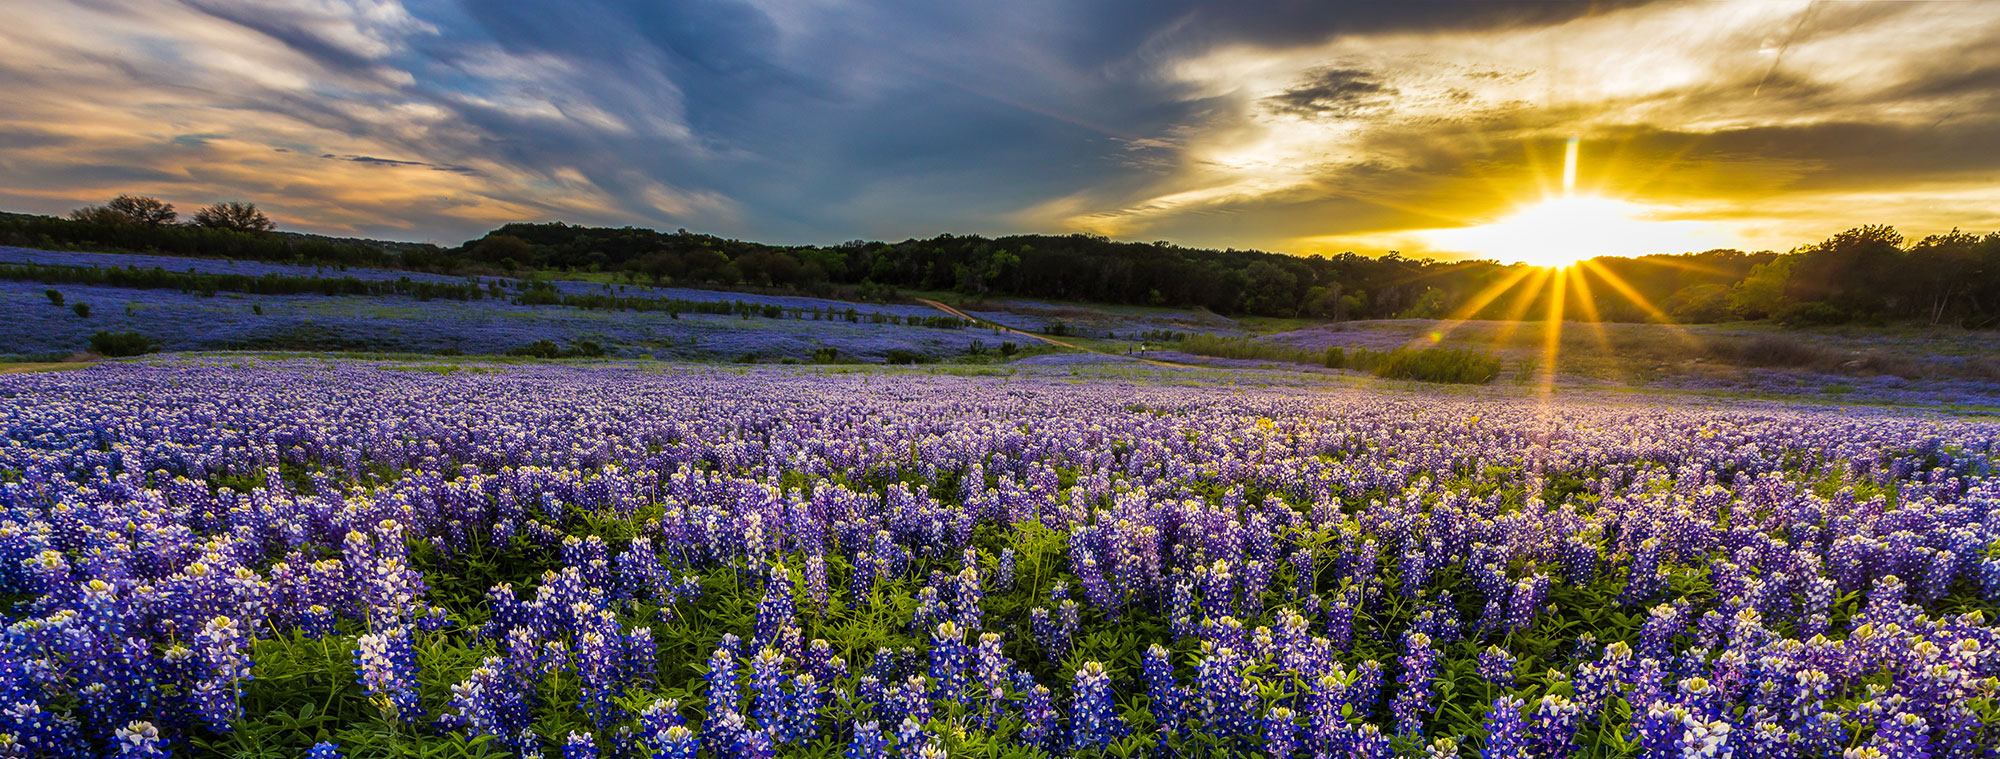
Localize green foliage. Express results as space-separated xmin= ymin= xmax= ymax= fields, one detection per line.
xmin=71 ymin=302 xmax=90 ymax=318
xmin=1365 ymin=346 xmax=1503 ymax=384
xmin=192 ymin=201 xmax=276 ymax=232
xmin=88 ymin=330 xmax=155 ymax=357
xmin=1727 ymin=256 xmax=1792 ymax=320
xmin=1183 ymin=335 xmax=1501 ymax=384
xmin=504 ymin=339 xmax=606 ymax=359
xmin=44 ymin=288 xmax=63 ymax=306
xmin=1774 ymin=301 xmax=1853 ymax=326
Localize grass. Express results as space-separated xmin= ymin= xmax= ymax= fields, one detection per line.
xmin=1177 ymin=334 xmax=1503 ymax=384
xmin=1178 ymin=334 xmax=1323 ymax=364
xmin=0 ymin=360 xmax=97 ymax=374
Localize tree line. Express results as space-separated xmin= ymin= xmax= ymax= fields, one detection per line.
xmin=7 ymin=195 xmax=1998 ymax=327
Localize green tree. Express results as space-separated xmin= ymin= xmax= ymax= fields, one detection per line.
xmin=106 ymin=195 xmax=178 ymax=225
xmin=473 ymin=235 xmax=535 ymax=268
xmin=1727 ymin=256 xmax=1793 ymax=320
xmin=1784 ymin=225 xmax=1903 ymax=315
xmin=1302 ymin=284 xmax=1346 ymax=319
xmin=1240 ymin=261 xmax=1299 ymax=316
xmin=191 ymin=201 xmax=274 ymax=232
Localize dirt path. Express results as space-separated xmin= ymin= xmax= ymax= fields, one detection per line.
xmin=913 ymin=298 xmax=1201 ymax=369
xmin=0 ymin=362 xmax=96 ymax=375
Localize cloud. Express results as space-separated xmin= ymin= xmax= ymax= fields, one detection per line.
xmin=0 ymin=0 xmax=1994 ymax=255
xmin=1026 ymin=0 xmax=2000 ymax=255
xmin=1264 ymin=69 xmax=1398 ymax=119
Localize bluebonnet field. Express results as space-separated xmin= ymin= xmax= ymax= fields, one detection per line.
xmin=2 ymin=358 xmax=1998 ymax=758
xmin=0 ymin=248 xmax=989 ymax=362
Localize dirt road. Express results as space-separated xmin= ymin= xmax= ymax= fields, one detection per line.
xmin=913 ymin=298 xmax=1200 ymax=369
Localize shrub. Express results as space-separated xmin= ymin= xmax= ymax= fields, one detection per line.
xmin=1773 ymin=301 xmax=1850 ymax=326
xmin=88 ymin=331 xmax=155 ymax=357
xmin=1322 ymin=347 xmax=1346 ymax=368
xmin=1707 ymin=334 xmax=1825 ymax=368
xmin=883 ymin=350 xmax=931 ymax=365
xmin=45 ymin=289 xmax=62 ymax=306
xmin=71 ymin=303 xmax=90 ymax=318
xmin=505 ymin=339 xmax=606 ymax=359
xmin=1368 ymin=347 xmax=1503 ymax=384
xmin=999 ymin=341 xmax=1018 ymax=357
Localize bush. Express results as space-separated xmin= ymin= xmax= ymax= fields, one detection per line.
xmin=883 ymin=350 xmax=931 ymax=365
xmin=89 ymin=331 xmax=155 ymax=357
xmin=999 ymin=341 xmax=1018 ymax=357
xmin=1773 ymin=301 xmax=1851 ymax=326
xmin=1180 ymin=335 xmax=1497 ymax=383
xmin=45 ymin=289 xmax=62 ymax=306
xmin=71 ymin=303 xmax=90 ymax=318
xmin=1368 ymin=347 xmax=1503 ymax=384
xmin=505 ymin=339 xmax=606 ymax=359
xmin=1706 ymin=334 xmax=1825 ymax=368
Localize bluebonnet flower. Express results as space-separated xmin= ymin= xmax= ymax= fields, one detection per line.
xmin=1196 ymin=646 xmax=1256 ymax=738
xmin=750 ymin=647 xmax=788 ymax=736
xmin=845 ymin=720 xmax=887 ymax=759
xmin=928 ymin=621 xmax=969 ymax=705
xmin=1478 ymin=646 xmax=1517 ymax=690
xmin=562 ymin=731 xmax=597 ymax=759
xmin=783 ymin=673 xmax=821 ymax=743
xmin=1070 ymin=661 xmax=1126 ymax=750
xmin=705 ymin=646 xmax=741 ymax=715
xmin=655 ymin=725 xmax=698 ymax=759
xmin=1394 ymin=632 xmax=1439 ymax=738
xmin=1021 ymin=684 xmax=1059 ymax=751
xmin=192 ymin=614 xmax=254 ymax=731
xmin=1527 ymin=694 xmax=1580 ymax=759
xmin=1264 ymin=706 xmax=1300 ymax=759
xmin=444 ymin=656 xmax=530 ymax=744
xmin=1870 ymin=711 xmax=1932 ymax=759
xmin=995 ymin=549 xmax=1016 ymax=592
xmin=1480 ymin=696 xmax=1529 ymax=759
xmin=1141 ymin=644 xmax=1184 ymax=735
xmin=355 ymin=625 xmax=424 ymax=725
xmin=114 ymin=721 xmax=169 ymax=758
xmin=577 ymin=629 xmax=626 ymax=728
xmin=952 ymin=566 xmax=984 ymax=632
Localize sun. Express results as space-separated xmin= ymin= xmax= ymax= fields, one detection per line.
xmin=1412 ymin=138 xmax=1739 ymax=268
xmin=1422 ymin=195 xmax=1727 ymax=268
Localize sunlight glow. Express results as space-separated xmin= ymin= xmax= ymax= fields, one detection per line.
xmin=1419 ymin=195 xmax=1732 ymax=269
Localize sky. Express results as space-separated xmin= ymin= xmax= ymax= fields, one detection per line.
xmin=2 ymin=0 xmax=1998 ymax=260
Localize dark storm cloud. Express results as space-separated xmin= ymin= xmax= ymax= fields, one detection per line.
xmin=1265 ymin=69 xmax=1398 ymax=118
